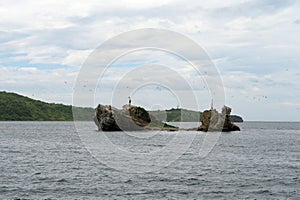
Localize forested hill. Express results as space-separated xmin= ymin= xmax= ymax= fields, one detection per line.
xmin=149 ymin=108 xmax=243 ymax=123
xmin=0 ymin=91 xmax=243 ymax=122
xmin=0 ymin=91 xmax=94 ymax=121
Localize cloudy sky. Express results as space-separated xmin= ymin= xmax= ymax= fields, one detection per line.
xmin=1 ymin=0 xmax=300 ymax=121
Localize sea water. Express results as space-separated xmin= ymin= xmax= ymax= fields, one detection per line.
xmin=0 ymin=121 xmax=299 ymax=199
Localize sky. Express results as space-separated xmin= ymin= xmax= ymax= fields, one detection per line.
xmin=0 ymin=0 xmax=300 ymax=121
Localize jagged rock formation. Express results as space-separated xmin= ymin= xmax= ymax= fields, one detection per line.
xmin=94 ymin=104 xmax=240 ymax=132
xmin=94 ymin=104 xmax=178 ymax=131
xmin=198 ymin=105 xmax=240 ymax=132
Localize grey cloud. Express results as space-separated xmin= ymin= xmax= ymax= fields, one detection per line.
xmin=294 ymin=19 xmax=300 ymax=24
xmin=0 ymin=31 xmax=29 ymax=43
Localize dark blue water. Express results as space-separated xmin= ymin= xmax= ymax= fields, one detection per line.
xmin=0 ymin=122 xmax=299 ymax=199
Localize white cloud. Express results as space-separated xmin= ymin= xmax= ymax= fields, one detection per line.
xmin=0 ymin=0 xmax=300 ymax=120
xmin=0 ymin=66 xmax=77 ymax=104
xmin=18 ymin=67 xmax=37 ymax=72
xmin=62 ymin=49 xmax=93 ymax=67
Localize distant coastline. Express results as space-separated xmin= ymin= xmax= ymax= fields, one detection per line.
xmin=0 ymin=91 xmax=93 ymax=121
xmin=149 ymin=108 xmax=243 ymax=123
xmin=0 ymin=91 xmax=243 ymax=122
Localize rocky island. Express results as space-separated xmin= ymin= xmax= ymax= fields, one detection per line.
xmin=94 ymin=104 xmax=178 ymax=131
xmin=94 ymin=103 xmax=240 ymax=132
xmin=197 ymin=105 xmax=240 ymax=132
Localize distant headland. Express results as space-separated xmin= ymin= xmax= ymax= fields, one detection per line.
xmin=0 ymin=91 xmax=93 ymax=121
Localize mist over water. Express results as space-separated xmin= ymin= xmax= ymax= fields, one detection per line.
xmin=0 ymin=122 xmax=299 ymax=199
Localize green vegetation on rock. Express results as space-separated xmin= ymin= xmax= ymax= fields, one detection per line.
xmin=229 ymin=115 xmax=244 ymax=122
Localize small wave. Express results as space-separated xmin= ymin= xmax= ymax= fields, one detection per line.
xmin=147 ymin=144 xmax=165 ymax=148
xmin=228 ymin=145 xmax=245 ymax=148
xmin=253 ymin=189 xmax=272 ymax=194
xmin=187 ymin=177 xmax=198 ymax=181
xmin=124 ymin=179 xmax=132 ymax=183
xmin=6 ymin=150 xmax=23 ymax=154
xmin=56 ymin=178 xmax=68 ymax=183
xmin=182 ymin=152 xmax=194 ymax=156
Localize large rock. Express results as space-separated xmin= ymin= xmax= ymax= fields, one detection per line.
xmin=198 ymin=105 xmax=240 ymax=132
xmin=94 ymin=104 xmax=240 ymax=132
xmin=94 ymin=104 xmax=178 ymax=131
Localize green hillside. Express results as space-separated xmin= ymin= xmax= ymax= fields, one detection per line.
xmin=150 ymin=108 xmax=243 ymax=123
xmin=0 ymin=91 xmax=94 ymax=121
xmin=150 ymin=108 xmax=201 ymax=122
